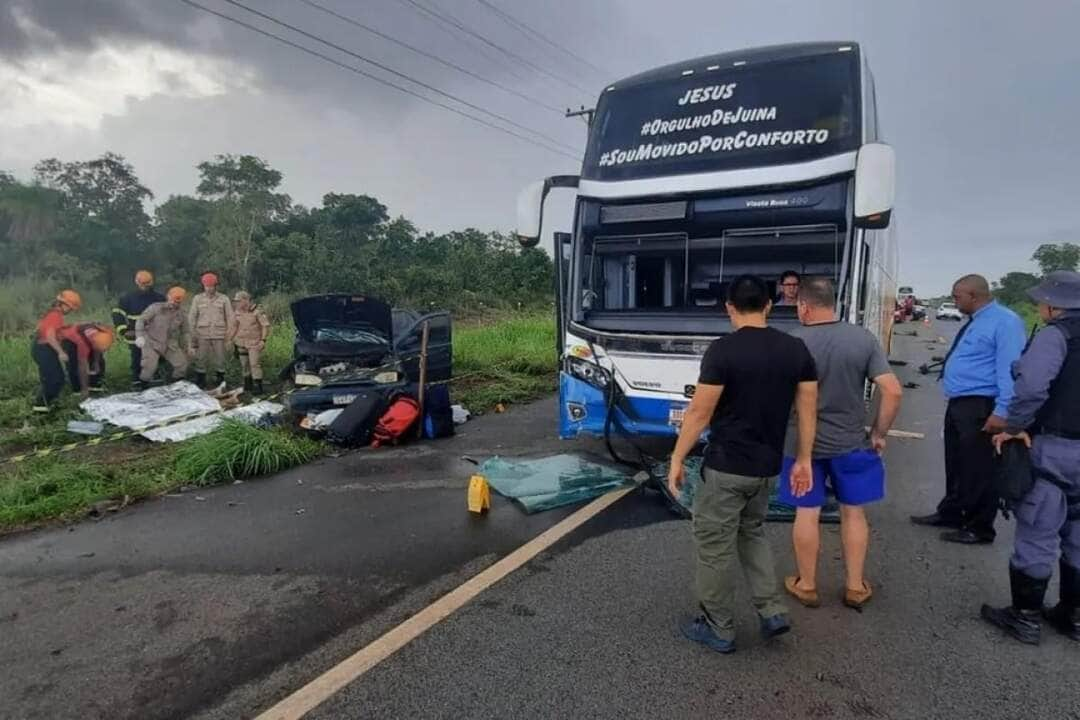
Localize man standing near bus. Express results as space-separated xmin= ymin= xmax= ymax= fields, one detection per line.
xmin=911 ymin=274 xmax=1025 ymax=544
xmin=778 ymin=278 xmax=903 ymax=610
xmin=669 ymin=275 xmax=818 ymax=654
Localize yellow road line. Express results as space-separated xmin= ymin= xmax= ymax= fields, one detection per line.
xmin=254 ymin=486 xmax=635 ymax=720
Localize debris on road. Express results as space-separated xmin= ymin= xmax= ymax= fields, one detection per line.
xmin=66 ymin=420 xmax=104 ymax=436
xmin=647 ymin=456 xmax=843 ymax=524
xmin=452 ymin=405 xmax=471 ymax=424
xmin=479 ymin=454 xmax=633 ymax=514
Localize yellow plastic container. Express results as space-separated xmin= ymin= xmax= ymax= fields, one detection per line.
xmin=468 ymin=474 xmax=491 ymax=514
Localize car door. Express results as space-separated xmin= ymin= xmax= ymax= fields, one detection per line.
xmin=394 ymin=311 xmax=452 ymax=384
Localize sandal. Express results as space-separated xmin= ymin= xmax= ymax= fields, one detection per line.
xmin=844 ymin=581 xmax=873 ymax=610
xmin=784 ymin=576 xmax=820 ymax=608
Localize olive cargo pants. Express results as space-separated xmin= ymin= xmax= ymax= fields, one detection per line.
xmin=693 ymin=467 xmax=786 ymax=641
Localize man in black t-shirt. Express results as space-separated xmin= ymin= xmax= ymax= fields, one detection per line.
xmin=669 ymin=275 xmax=819 ymax=654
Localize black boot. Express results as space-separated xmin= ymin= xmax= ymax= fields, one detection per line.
xmin=243 ymin=376 xmax=254 ymax=393
xmin=980 ymin=566 xmax=1048 ymax=645
xmin=215 ymin=372 xmax=226 ymax=388
xmin=195 ymin=372 xmax=207 ymax=389
xmin=1043 ymin=561 xmax=1080 ymax=641
xmin=253 ymin=379 xmax=264 ymax=396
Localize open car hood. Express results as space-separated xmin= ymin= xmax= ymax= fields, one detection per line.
xmin=290 ymin=294 xmax=393 ymax=343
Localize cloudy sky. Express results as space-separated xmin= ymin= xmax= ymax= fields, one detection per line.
xmin=1 ymin=0 xmax=1077 ymax=295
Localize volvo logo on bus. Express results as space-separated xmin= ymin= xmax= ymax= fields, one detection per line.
xmin=684 ymin=384 xmax=696 ymax=398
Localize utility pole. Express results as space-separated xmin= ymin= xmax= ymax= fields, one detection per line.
xmin=565 ymin=106 xmax=595 ymax=127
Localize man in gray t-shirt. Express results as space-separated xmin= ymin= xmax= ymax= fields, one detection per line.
xmin=778 ymin=278 xmax=903 ymax=611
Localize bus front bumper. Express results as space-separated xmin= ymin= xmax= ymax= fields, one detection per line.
xmin=559 ymin=373 xmax=687 ymax=440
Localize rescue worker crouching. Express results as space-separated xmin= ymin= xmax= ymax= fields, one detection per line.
xmin=135 ymin=287 xmax=191 ymax=389
xmin=981 ymin=271 xmax=1080 ymax=644
xmin=112 ymin=270 xmax=165 ymax=382
xmin=31 ymin=290 xmax=82 ymax=412
xmin=231 ymin=291 xmax=270 ymax=395
xmin=189 ymin=272 xmax=235 ymax=389
xmin=58 ymin=323 xmax=115 ymax=400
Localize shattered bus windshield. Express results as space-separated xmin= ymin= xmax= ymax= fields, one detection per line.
xmin=582 ymin=226 xmax=842 ymax=315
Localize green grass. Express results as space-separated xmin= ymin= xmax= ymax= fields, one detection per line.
xmin=0 ymin=310 xmax=557 ymax=532
xmin=452 ymin=313 xmax=556 ymax=410
xmin=175 ymin=419 xmax=321 ymax=486
xmin=0 ymin=450 xmax=176 ymax=528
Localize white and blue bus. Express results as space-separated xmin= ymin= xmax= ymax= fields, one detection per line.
xmin=516 ymin=42 xmax=898 ymax=440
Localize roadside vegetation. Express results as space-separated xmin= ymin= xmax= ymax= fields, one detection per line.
xmin=0 ymin=312 xmax=557 ymax=533
xmin=0 ymin=151 xmax=559 ymax=534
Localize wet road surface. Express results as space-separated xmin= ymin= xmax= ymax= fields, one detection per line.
xmin=2 ymin=322 xmax=1077 ymax=720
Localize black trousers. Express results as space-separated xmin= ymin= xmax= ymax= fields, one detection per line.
xmin=938 ymin=396 xmax=998 ymax=536
xmin=60 ymin=340 xmax=105 ymax=392
xmin=128 ymin=343 xmax=142 ymax=381
xmin=31 ymin=341 xmax=65 ymax=405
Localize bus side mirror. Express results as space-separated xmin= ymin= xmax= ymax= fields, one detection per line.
xmin=516 ymin=175 xmax=580 ymax=248
xmin=516 ymin=181 xmax=545 ymax=248
xmin=854 ymin=143 xmax=895 ymax=229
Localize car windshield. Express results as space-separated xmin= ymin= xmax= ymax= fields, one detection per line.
xmin=313 ymin=324 xmax=389 ymax=345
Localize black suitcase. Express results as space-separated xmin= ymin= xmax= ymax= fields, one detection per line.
xmin=327 ymin=390 xmax=387 ymax=446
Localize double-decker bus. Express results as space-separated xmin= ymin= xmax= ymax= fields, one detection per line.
xmin=516 ymin=42 xmax=898 ymax=440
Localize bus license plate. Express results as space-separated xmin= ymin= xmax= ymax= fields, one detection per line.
xmin=668 ymin=407 xmax=686 ymax=426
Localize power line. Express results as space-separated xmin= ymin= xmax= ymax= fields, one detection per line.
xmin=217 ymin=0 xmax=580 ymax=154
xmin=472 ymin=0 xmax=611 ymax=80
xmin=177 ymin=0 xmax=581 ymax=161
xmin=293 ymin=0 xmax=564 ymax=114
xmin=393 ymin=0 xmax=593 ymax=97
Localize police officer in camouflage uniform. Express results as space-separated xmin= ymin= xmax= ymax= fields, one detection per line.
xmin=981 ymin=271 xmax=1080 ymax=644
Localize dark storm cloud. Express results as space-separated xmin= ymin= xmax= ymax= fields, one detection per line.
xmin=0 ymin=0 xmax=194 ymax=59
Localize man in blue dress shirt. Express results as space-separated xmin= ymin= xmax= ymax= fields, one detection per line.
xmin=911 ymin=274 xmax=1026 ymax=544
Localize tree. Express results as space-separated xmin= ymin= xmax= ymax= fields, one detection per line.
xmin=0 ymin=181 xmax=64 ymax=277
xmin=151 ymin=195 xmax=215 ymax=281
xmin=1032 ymin=243 xmax=1080 ymax=275
xmin=33 ymin=153 xmax=153 ymax=290
xmin=992 ymin=271 xmax=1040 ymax=307
xmin=197 ymin=155 xmax=290 ymax=288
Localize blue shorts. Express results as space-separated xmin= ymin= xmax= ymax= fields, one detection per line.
xmin=777 ymin=449 xmax=885 ymax=508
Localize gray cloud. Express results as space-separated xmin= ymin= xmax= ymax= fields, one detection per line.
xmin=1 ymin=0 xmax=1077 ymax=294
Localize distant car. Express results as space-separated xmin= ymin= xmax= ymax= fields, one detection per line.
xmin=936 ymin=303 xmax=963 ymax=321
xmin=912 ymin=305 xmax=927 ymax=321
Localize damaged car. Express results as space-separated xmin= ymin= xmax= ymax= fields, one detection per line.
xmin=282 ymin=294 xmax=451 ymax=416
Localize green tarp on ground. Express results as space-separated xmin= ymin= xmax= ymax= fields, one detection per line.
xmin=647 ymin=456 xmax=841 ymax=524
xmin=480 ymin=453 xmax=840 ymax=522
xmin=479 ymin=454 xmax=634 ymax=514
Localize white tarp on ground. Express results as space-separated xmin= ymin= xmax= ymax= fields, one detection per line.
xmin=141 ymin=401 xmax=284 ymax=442
xmin=80 ymin=381 xmax=283 ymax=442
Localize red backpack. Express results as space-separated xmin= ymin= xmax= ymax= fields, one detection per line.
xmin=370 ymin=395 xmax=421 ymax=447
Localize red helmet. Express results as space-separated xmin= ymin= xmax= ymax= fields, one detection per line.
xmin=201 ymin=272 xmax=219 ymax=287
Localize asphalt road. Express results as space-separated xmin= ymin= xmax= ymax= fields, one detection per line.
xmin=2 ymin=321 xmax=1078 ymax=720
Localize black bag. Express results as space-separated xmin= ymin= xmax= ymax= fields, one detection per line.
xmin=994 ymin=440 xmax=1035 ymax=512
xmin=422 ymin=384 xmax=455 ymax=439
xmin=327 ymin=390 xmax=387 ymax=446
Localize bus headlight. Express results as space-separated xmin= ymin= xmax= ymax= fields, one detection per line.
xmin=565 ymin=357 xmax=611 ymax=390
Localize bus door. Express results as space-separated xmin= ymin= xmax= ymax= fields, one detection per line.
xmin=553 ymin=231 xmax=571 ymax=357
